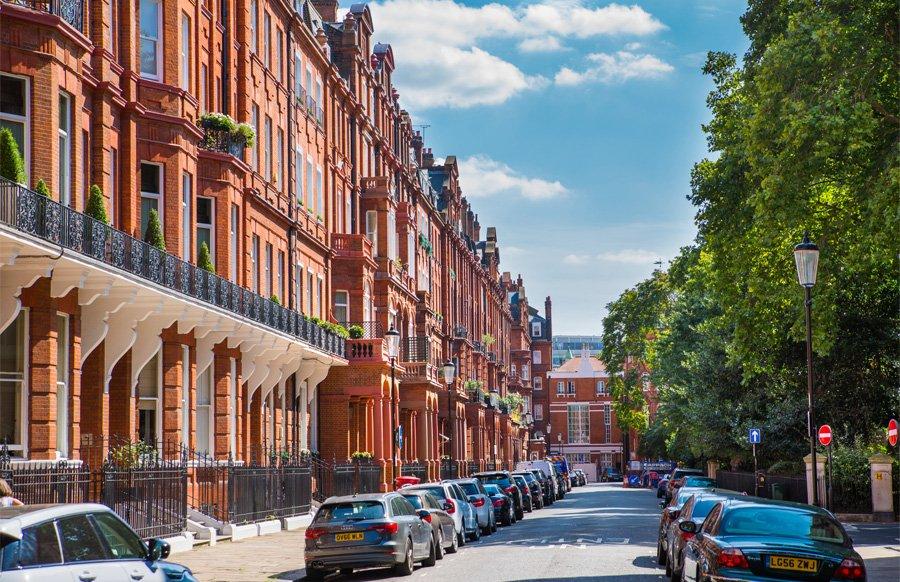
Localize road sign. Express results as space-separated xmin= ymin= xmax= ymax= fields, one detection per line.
xmin=889 ymin=419 xmax=898 ymax=447
xmin=748 ymin=428 xmax=762 ymax=444
xmin=818 ymin=424 xmax=833 ymax=447
xmin=395 ymin=425 xmax=404 ymax=450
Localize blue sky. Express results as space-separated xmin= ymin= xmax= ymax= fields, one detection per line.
xmin=363 ymin=0 xmax=749 ymax=334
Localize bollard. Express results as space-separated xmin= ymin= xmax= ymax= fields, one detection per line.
xmin=869 ymin=454 xmax=894 ymax=522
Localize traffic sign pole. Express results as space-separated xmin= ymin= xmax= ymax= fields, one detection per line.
xmin=818 ymin=425 xmax=834 ymax=511
xmin=752 ymin=443 xmax=758 ymax=496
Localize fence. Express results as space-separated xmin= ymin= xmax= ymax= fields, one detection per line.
xmin=440 ymin=460 xmax=459 ymax=480
xmin=716 ymin=470 xmax=807 ymax=503
xmin=401 ymin=462 xmax=428 ymax=481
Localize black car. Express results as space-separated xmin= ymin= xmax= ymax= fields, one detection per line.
xmin=474 ymin=471 xmax=524 ymax=520
xmin=513 ymin=471 xmax=543 ymax=510
xmin=601 ymin=467 xmax=622 ymax=482
xmin=529 ymin=469 xmax=554 ymax=506
xmin=664 ymin=489 xmax=742 ymax=581
xmin=483 ymin=483 xmax=516 ymax=526
xmin=511 ymin=474 xmax=534 ymax=512
xmin=681 ymin=498 xmax=867 ymax=582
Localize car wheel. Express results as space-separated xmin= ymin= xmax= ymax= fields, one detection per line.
xmin=446 ymin=529 xmax=458 ymax=554
xmin=665 ymin=555 xmax=672 ymax=577
xmin=515 ymin=507 xmax=524 ymax=520
xmin=393 ymin=539 xmax=415 ymax=576
xmin=657 ymin=542 xmax=666 ymax=565
xmin=422 ymin=538 xmax=437 ymax=567
xmin=491 ymin=519 xmax=498 ymax=533
xmin=481 ymin=524 xmax=491 ymax=536
xmin=305 ymin=567 xmax=325 ymax=581
xmin=470 ymin=523 xmax=481 ymax=542
xmin=434 ymin=531 xmax=444 ymax=560
xmin=340 ymin=567 xmax=354 ymax=576
xmin=457 ymin=530 xmax=466 ymax=547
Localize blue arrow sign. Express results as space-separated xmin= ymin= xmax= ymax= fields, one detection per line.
xmin=395 ymin=425 xmax=404 ymax=450
xmin=748 ymin=428 xmax=762 ymax=444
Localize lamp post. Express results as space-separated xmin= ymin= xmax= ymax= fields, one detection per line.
xmin=489 ymin=388 xmax=500 ymax=463
xmin=794 ymin=232 xmax=820 ymax=506
xmin=442 ymin=359 xmax=456 ymax=476
xmin=385 ymin=326 xmax=401 ymax=483
xmin=523 ymin=412 xmax=534 ymax=462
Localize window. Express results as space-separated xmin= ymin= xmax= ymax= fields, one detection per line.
xmin=532 ymin=350 xmax=541 ymax=365
xmin=137 ymin=352 xmax=161 ymax=445
xmin=196 ymin=366 xmax=212 ymax=455
xmin=181 ymin=345 xmax=190 ymax=446
xmin=139 ymin=162 xmax=162 ymax=243
xmin=316 ymin=166 xmax=323 ymax=216
xmin=57 ymin=514 xmax=107 ymax=563
xmin=200 ymin=63 xmax=208 ymax=111
xmin=532 ymin=322 xmax=541 ymax=337
xmin=56 ymin=313 xmax=69 ymax=457
xmin=249 ymin=0 xmax=257 ymax=53
xmin=277 ymin=128 xmax=285 ymax=189
xmin=294 ymin=53 xmax=303 ymax=96
xmin=229 ymin=358 xmax=237 ymax=455
xmin=334 ymin=291 xmax=348 ymax=325
xmin=306 ymin=271 xmax=313 ymax=315
xmin=2 ymin=521 xmax=62 ymax=568
xmin=90 ymin=512 xmax=146 ymax=560
xmin=1 ymin=75 xmax=30 ymax=184
xmin=229 ymin=204 xmax=238 ymax=280
xmin=107 ymin=0 xmax=118 ymax=55
xmin=81 ymin=131 xmax=88 ymax=208
xmin=58 ymin=91 xmax=71 ymax=206
xmin=109 ymin=147 xmax=117 ymax=226
xmin=251 ymin=103 xmax=260 ymax=171
xmin=604 ymin=404 xmax=611 ymax=444
xmin=407 ymin=231 xmax=415 ymax=276
xmin=139 ymin=0 xmax=162 ymax=79
xmin=567 ymin=403 xmax=589 ymax=444
xmin=275 ymin=29 xmax=283 ymax=83
xmin=294 ymin=263 xmax=302 ymax=310
xmin=181 ymin=174 xmax=192 ymax=262
xmin=387 ymin=210 xmax=397 ymax=260
xmin=569 ymin=453 xmax=589 ymax=463
xmin=295 ymin=146 xmax=304 ymax=206
xmin=306 ymin=156 xmax=314 ymax=207
xmin=522 ymin=364 xmax=530 ymax=381
xmin=277 ymin=251 xmax=284 ymax=301
xmin=533 ymin=377 xmax=542 ymax=391
xmin=556 ymin=381 xmax=564 ymax=395
xmin=317 ymin=276 xmax=324 ymax=318
xmin=264 ymin=115 xmax=272 ymax=181
xmin=251 ymin=235 xmax=260 ymax=293
xmin=568 ymin=381 xmax=575 ymax=394
xmin=533 ymin=403 xmax=543 ymax=420
xmin=305 ymin=65 xmax=313 ymax=102
xmin=265 ymin=243 xmax=273 ymax=297
xmin=363 ymin=281 xmax=372 ymax=322
xmin=196 ymin=196 xmax=213 ymax=263
xmin=263 ymin=12 xmax=271 ymax=69
xmin=180 ymin=14 xmax=191 ymax=91
xmin=511 ymin=364 xmax=517 ymax=377
xmin=365 ymin=211 xmax=378 ymax=256
xmin=596 ymin=380 xmax=606 ymax=395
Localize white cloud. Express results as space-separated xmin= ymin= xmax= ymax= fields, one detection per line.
xmin=458 ymin=155 xmax=568 ymax=200
xmin=563 ymin=254 xmax=592 ymax=265
xmin=625 ymin=42 xmax=643 ymax=51
xmin=367 ymin=0 xmax=666 ymax=109
xmin=518 ymin=36 xmax=566 ymax=53
xmin=596 ymin=249 xmax=662 ymax=264
xmin=554 ymin=51 xmax=674 ymax=85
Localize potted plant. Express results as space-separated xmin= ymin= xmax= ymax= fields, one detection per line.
xmin=351 ymin=451 xmax=373 ymax=462
xmin=0 ymin=128 xmax=26 ymax=185
xmin=348 ymin=325 xmax=365 ymax=339
xmin=482 ymin=333 xmax=496 ymax=347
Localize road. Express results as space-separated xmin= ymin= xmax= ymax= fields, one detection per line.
xmin=177 ymin=483 xmax=900 ymax=582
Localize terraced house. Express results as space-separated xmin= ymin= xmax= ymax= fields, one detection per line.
xmin=0 ymin=0 xmax=534 ymax=541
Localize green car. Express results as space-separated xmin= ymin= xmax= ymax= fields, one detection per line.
xmin=680 ymin=497 xmax=865 ymax=581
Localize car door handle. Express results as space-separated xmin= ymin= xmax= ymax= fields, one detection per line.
xmin=79 ymin=574 xmax=96 ymax=582
xmin=130 ymin=570 xmax=146 ymax=580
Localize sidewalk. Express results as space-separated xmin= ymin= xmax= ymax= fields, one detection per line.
xmin=176 ymin=530 xmax=308 ymax=582
xmin=844 ymin=522 xmax=900 ymax=580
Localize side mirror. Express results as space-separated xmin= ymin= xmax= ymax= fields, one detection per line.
xmin=468 ymin=496 xmax=477 ymax=503
xmin=658 ymin=501 xmax=666 ymax=509
xmin=442 ymin=501 xmax=453 ymax=511
xmin=417 ymin=509 xmax=431 ymax=520
xmin=679 ymin=521 xmax=697 ymax=534
xmin=146 ymin=538 xmax=170 ymax=561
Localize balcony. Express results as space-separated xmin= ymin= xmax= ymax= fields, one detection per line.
xmin=198 ymin=128 xmax=246 ymax=159
xmin=0 ymin=178 xmax=345 ymax=358
xmin=345 ymin=321 xmax=384 ymax=339
xmin=346 ymin=338 xmax=387 ymax=362
xmin=7 ymin=0 xmax=85 ymax=33
xmin=401 ymin=336 xmax=430 ymax=363
xmin=453 ymin=325 xmax=468 ymax=339
xmin=332 ymin=234 xmax=373 ymax=261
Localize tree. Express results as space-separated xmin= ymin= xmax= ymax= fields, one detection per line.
xmin=0 ymin=127 xmax=26 ymax=184
xmin=34 ymin=179 xmax=51 ymax=198
xmin=144 ymin=209 xmax=166 ymax=251
xmin=85 ymin=185 xmax=109 ymax=224
xmin=197 ymin=241 xmax=214 ymax=273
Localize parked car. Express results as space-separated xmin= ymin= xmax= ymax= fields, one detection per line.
xmin=657 ymin=486 xmax=720 ymax=567
xmin=452 ymin=478 xmax=496 ymax=535
xmin=513 ymin=471 xmax=543 ymax=510
xmin=305 ymin=493 xmax=437 ymax=579
xmin=483 ymin=483 xmax=516 ymax=526
xmin=682 ymin=475 xmax=716 ymax=489
xmin=681 ymin=498 xmax=866 ymax=582
xmin=529 ymin=468 xmax=555 ymax=506
xmin=549 ymin=456 xmax=572 ymax=491
xmin=657 ymin=474 xmax=671 ymax=498
xmin=601 ymin=467 xmax=622 ymax=482
xmin=574 ymin=469 xmax=587 ymax=485
xmin=515 ymin=460 xmax=560 ymax=500
xmin=398 ymin=489 xmax=459 ymax=557
xmin=474 ymin=471 xmax=525 ymax=520
xmin=0 ymin=503 xmax=194 ymax=582
xmin=666 ymin=468 xmax=705 ymax=500
xmin=555 ymin=473 xmax=567 ymax=498
xmin=403 ymin=481 xmax=479 ymax=546
xmin=511 ymin=474 xmax=534 ymax=513
xmin=663 ymin=489 xmax=741 ymax=581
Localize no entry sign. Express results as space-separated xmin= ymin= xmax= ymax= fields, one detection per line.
xmin=817 ymin=425 xmax=833 ymax=447
xmin=888 ymin=419 xmax=898 ymax=447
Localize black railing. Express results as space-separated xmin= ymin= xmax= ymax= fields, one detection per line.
xmin=401 ymin=462 xmax=428 ymax=481
xmin=439 ymin=461 xmax=459 ymax=480
xmin=345 ymin=321 xmax=384 ymax=339
xmin=716 ymin=470 xmax=807 ymax=503
xmin=485 ymin=460 xmax=497 ymax=472
xmin=8 ymin=0 xmax=85 ymax=33
xmin=467 ymin=461 xmax=479 ymax=475
xmin=198 ymin=128 xmax=246 ymax=158
xmin=0 ymin=460 xmax=92 ymax=504
xmin=0 ymin=178 xmax=345 ymax=358
xmin=402 ymin=336 xmax=430 ymax=363
xmin=454 ymin=325 xmax=468 ymax=339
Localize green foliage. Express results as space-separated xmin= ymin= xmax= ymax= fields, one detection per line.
xmin=34 ymin=179 xmax=51 ymax=198
xmin=348 ymin=325 xmax=365 ymax=339
xmin=0 ymin=127 xmax=26 ymax=184
xmin=85 ymin=184 xmax=109 ymax=224
xmin=235 ymin=123 xmax=255 ymax=148
xmin=481 ymin=333 xmax=495 ymax=347
xmin=270 ymin=294 xmax=280 ymax=305
xmin=144 ymin=209 xmax=166 ymax=251
xmin=110 ymin=440 xmax=155 ymax=468
xmin=199 ymin=112 xmax=237 ymax=132
xmin=198 ymin=241 xmax=215 ymax=273
xmin=350 ymin=450 xmax=373 ymax=461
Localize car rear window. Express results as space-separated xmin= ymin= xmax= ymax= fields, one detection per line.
xmin=316 ymin=501 xmax=385 ymax=522
xmin=684 ymin=477 xmax=716 ymax=487
xmin=720 ymin=507 xmax=846 ymax=544
xmin=401 ymin=494 xmax=423 ymax=509
xmin=483 ymin=484 xmax=502 ymax=495
xmin=520 ymin=473 xmax=537 ymax=483
xmin=415 ymin=486 xmax=447 ymax=501
xmin=459 ymin=482 xmax=479 ymax=496
xmin=691 ymin=499 xmax=722 ymax=519
xmin=481 ymin=475 xmax=512 ymax=488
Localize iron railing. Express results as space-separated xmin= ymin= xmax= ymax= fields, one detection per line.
xmin=8 ymin=0 xmax=85 ymax=33
xmin=198 ymin=128 xmax=246 ymax=158
xmin=402 ymin=336 xmax=430 ymax=363
xmin=716 ymin=470 xmax=807 ymax=504
xmin=454 ymin=325 xmax=468 ymax=339
xmin=0 ymin=459 xmax=92 ymax=504
xmin=467 ymin=461 xmax=479 ymax=475
xmin=0 ymin=177 xmax=345 ymax=358
xmin=401 ymin=462 xmax=428 ymax=481
xmin=439 ymin=460 xmax=459 ymax=480
xmin=345 ymin=321 xmax=384 ymax=339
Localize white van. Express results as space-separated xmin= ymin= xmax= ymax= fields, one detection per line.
xmin=515 ymin=460 xmax=559 ymax=500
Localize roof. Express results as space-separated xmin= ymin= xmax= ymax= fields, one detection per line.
xmin=322 ymin=493 xmax=393 ymax=504
xmin=0 ymin=503 xmax=111 ymax=540
xmin=555 ymin=352 xmax=607 ymax=374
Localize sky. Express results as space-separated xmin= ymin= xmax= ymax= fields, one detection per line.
xmin=357 ymin=0 xmax=750 ymax=335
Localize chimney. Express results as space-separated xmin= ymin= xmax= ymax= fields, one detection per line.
xmin=474 ymin=215 xmax=481 ymax=241
xmin=423 ymin=147 xmax=434 ymax=168
xmin=311 ymin=0 xmax=339 ymax=21
xmin=412 ymin=131 xmax=424 ymax=166
xmin=544 ymin=296 xmax=552 ymax=338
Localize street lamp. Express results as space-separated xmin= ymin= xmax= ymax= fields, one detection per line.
xmin=385 ymin=326 xmax=401 ymax=482
xmin=442 ymin=360 xmax=456 ymax=475
xmin=794 ymin=232 xmax=820 ymax=506
xmin=489 ymin=388 xmax=500 ymax=462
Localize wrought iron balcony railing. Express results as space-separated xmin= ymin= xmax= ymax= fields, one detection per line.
xmin=401 ymin=336 xmax=430 ymax=363
xmin=0 ymin=178 xmax=345 ymax=358
xmin=344 ymin=321 xmax=384 ymax=339
xmin=198 ymin=128 xmax=246 ymax=159
xmin=453 ymin=325 xmax=468 ymax=339
xmin=8 ymin=0 xmax=85 ymax=33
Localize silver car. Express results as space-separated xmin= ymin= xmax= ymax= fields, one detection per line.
xmin=0 ymin=503 xmax=194 ymax=581
xmin=452 ymin=478 xmax=496 ymax=535
xmin=403 ymin=482 xmax=480 ymax=545
xmin=304 ymin=493 xmax=437 ymax=579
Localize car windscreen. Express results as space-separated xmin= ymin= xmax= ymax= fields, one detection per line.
xmin=400 ymin=494 xmax=423 ymax=509
xmin=459 ymin=482 xmax=479 ymax=496
xmin=480 ymin=475 xmax=512 ymax=489
xmin=316 ymin=501 xmax=385 ymax=522
xmin=719 ymin=507 xmax=846 ymax=544
xmin=691 ymin=499 xmax=723 ymax=519
xmin=512 ymin=475 xmax=527 ymax=486
xmin=684 ymin=477 xmax=716 ymax=487
xmin=518 ymin=473 xmax=537 ymax=483
xmin=413 ymin=486 xmax=448 ymax=501
xmin=483 ymin=484 xmax=503 ymax=495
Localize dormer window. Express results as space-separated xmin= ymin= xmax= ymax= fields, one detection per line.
xmin=531 ymin=322 xmax=542 ymax=337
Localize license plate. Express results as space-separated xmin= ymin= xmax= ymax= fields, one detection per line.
xmin=335 ymin=532 xmax=364 ymax=542
xmin=768 ymin=555 xmax=818 ymax=572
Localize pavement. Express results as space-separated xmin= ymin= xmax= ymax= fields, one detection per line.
xmin=175 ymin=483 xmax=900 ymax=582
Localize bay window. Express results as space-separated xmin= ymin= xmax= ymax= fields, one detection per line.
xmin=57 ymin=92 xmax=71 ymax=206
xmin=137 ymin=353 xmax=161 ymax=446
xmin=0 ymin=312 xmax=26 ymax=457
xmin=139 ymin=0 xmax=162 ymax=79
xmin=196 ymin=196 xmax=214 ymax=263
xmin=139 ymin=162 xmax=162 ymax=241
xmin=55 ymin=314 xmax=69 ymax=457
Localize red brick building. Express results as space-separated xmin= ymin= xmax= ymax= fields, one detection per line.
xmin=0 ymin=0 xmax=529 ymax=493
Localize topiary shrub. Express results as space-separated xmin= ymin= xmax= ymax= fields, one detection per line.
xmin=85 ymin=184 xmax=109 ymax=224
xmin=34 ymin=178 xmax=51 ymax=198
xmin=0 ymin=127 xmax=26 ymax=184
xmin=144 ymin=209 xmax=166 ymax=251
xmin=198 ymin=241 xmax=215 ymax=272
xmin=271 ymin=294 xmax=280 ymax=305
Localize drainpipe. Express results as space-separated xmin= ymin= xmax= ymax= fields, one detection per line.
xmin=287 ymin=29 xmax=296 ymax=311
